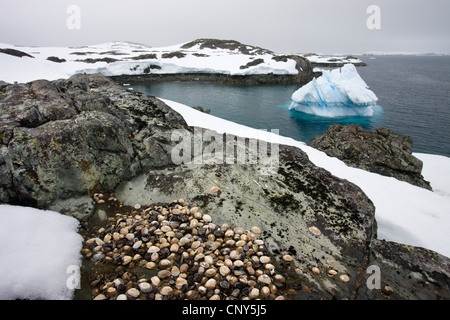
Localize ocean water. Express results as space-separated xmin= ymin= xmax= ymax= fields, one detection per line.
xmin=130 ymin=56 xmax=450 ymax=157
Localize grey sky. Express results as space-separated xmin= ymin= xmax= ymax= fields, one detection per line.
xmin=1 ymin=0 xmax=449 ymax=54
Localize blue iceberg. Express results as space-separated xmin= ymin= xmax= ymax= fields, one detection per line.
xmin=289 ymin=64 xmax=378 ymax=117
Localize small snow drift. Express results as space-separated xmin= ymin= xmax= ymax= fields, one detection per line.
xmin=289 ymin=64 xmax=378 ymax=117
xmin=0 ymin=205 xmax=83 ymax=300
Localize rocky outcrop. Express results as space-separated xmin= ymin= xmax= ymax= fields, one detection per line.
xmin=0 ymin=48 xmax=34 ymax=58
xmin=1 ymin=74 xmax=448 ymax=300
xmin=308 ymin=123 xmax=432 ymax=190
xmin=180 ymin=39 xmax=274 ymax=56
xmin=358 ymin=240 xmax=450 ymax=299
xmin=114 ymin=141 xmax=377 ymax=299
xmin=0 ymin=73 xmax=186 ymax=208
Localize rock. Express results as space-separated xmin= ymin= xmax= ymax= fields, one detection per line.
xmin=0 ymin=48 xmax=34 ymax=58
xmin=355 ymin=239 xmax=450 ymax=300
xmin=46 ymin=56 xmax=66 ymax=63
xmin=0 ymin=73 xmax=187 ymax=207
xmin=308 ymin=123 xmax=432 ymax=190
xmin=47 ymin=195 xmax=95 ymax=221
xmin=115 ymin=139 xmax=377 ymax=299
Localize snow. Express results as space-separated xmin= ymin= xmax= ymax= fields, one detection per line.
xmin=0 ymin=205 xmax=83 ymax=300
xmin=289 ymin=64 xmax=378 ymax=117
xmin=0 ymin=41 xmax=298 ymax=83
xmin=162 ymin=98 xmax=450 ymax=258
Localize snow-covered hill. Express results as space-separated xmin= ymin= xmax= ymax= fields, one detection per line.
xmin=0 ymin=39 xmax=303 ymax=83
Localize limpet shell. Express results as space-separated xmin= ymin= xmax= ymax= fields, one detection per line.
xmin=159 ymin=259 xmax=172 ymax=269
xmin=309 ymin=226 xmax=321 ymax=236
xmin=205 ymin=268 xmax=217 ymax=277
xmin=339 ymin=274 xmax=350 ymax=282
xmin=126 ymin=288 xmax=140 ymax=299
xmin=250 ymin=288 xmax=260 ymax=299
xmin=122 ymin=255 xmax=132 ymax=265
xmin=160 ymin=286 xmax=173 ymax=295
xmin=258 ymin=274 xmax=272 ymax=285
xmin=328 ymin=270 xmax=338 ymax=277
xmin=203 ymin=214 xmax=212 ymax=223
xmin=220 ymin=265 xmax=231 ymax=276
xmin=210 ymin=186 xmax=219 ymax=193
xmin=205 ymin=278 xmax=217 ymax=290
xmin=147 ymin=246 xmax=160 ymax=253
xmin=150 ymin=276 xmax=161 ymax=287
xmin=251 ymin=226 xmax=262 ymax=234
xmin=138 ymin=282 xmax=152 ymax=293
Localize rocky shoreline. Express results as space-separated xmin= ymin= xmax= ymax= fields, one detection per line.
xmin=1 ymin=73 xmax=449 ymax=300
xmin=110 ymin=72 xmax=316 ymax=86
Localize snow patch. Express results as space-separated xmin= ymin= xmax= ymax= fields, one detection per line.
xmin=0 ymin=205 xmax=83 ymax=300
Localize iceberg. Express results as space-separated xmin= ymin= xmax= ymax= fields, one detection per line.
xmin=289 ymin=64 xmax=378 ymax=117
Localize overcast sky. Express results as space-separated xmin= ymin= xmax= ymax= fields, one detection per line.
xmin=1 ymin=0 xmax=449 ymax=54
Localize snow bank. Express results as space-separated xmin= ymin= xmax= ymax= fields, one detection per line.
xmin=162 ymin=98 xmax=450 ymax=258
xmin=289 ymin=64 xmax=378 ymax=117
xmin=0 ymin=205 xmax=83 ymax=300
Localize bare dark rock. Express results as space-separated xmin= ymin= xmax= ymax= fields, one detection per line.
xmin=308 ymin=123 xmax=432 ymax=190
xmin=46 ymin=56 xmax=66 ymax=63
xmin=0 ymin=48 xmax=34 ymax=58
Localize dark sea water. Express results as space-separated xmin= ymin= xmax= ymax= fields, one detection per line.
xmin=130 ymin=56 xmax=450 ymax=157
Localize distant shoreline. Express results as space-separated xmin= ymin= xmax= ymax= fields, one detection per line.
xmin=110 ymin=72 xmax=319 ymax=86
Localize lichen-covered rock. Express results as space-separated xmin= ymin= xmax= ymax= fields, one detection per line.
xmin=356 ymin=239 xmax=450 ymax=300
xmin=308 ymin=123 xmax=431 ymax=190
xmin=0 ymin=73 xmax=187 ymax=208
xmin=115 ymin=138 xmax=377 ymax=299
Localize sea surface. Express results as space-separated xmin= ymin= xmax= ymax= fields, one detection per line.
xmin=130 ymin=55 xmax=450 ymax=157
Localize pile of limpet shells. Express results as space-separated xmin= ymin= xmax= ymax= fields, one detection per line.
xmin=82 ymin=198 xmax=296 ymax=300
